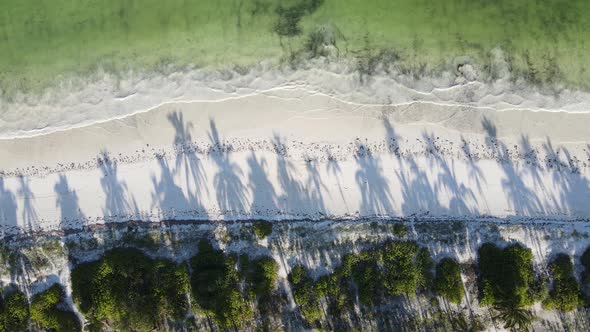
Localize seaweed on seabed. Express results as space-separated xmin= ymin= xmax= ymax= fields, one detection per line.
xmin=274 ymin=0 xmax=325 ymax=37
xmin=354 ymin=33 xmax=401 ymax=82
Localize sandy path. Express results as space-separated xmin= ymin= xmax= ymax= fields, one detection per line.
xmin=1 ymin=90 xmax=590 ymax=235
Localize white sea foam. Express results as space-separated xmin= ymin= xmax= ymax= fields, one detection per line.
xmin=1 ymin=58 xmax=590 ymax=139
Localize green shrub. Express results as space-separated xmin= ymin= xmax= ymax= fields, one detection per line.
xmin=317 ymin=263 xmax=355 ymax=317
xmin=543 ymin=254 xmax=583 ymax=312
xmin=190 ymin=240 xmax=251 ymax=329
xmin=434 ymin=258 xmax=464 ymax=304
xmin=240 ymin=255 xmax=278 ymax=313
xmin=581 ymin=247 xmax=590 ymax=284
xmin=392 ymin=223 xmax=408 ymax=237
xmin=351 ymin=256 xmax=381 ymax=306
xmin=477 ymin=243 xmax=539 ymax=307
xmin=0 ymin=289 xmax=30 ymax=332
xmin=30 ymin=284 xmax=80 ymax=332
xmin=252 ymin=221 xmax=273 ymax=239
xmin=381 ymin=241 xmax=433 ymax=296
xmin=71 ymin=247 xmax=190 ymax=331
xmin=287 ymin=241 xmax=433 ymax=325
xmin=287 ymin=265 xmax=322 ymax=324
xmin=417 ymin=247 xmax=435 ymax=289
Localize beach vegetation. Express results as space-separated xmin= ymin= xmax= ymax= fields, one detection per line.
xmin=30 ymin=284 xmax=80 ymax=332
xmin=74 ymin=239 xmax=276 ymax=330
xmin=477 ymin=243 xmax=542 ymax=308
xmin=288 ymin=264 xmax=322 ymax=325
xmin=581 ymin=246 xmax=590 ymax=284
xmin=252 ymin=220 xmax=273 ymax=239
xmin=477 ymin=243 xmax=545 ymax=330
xmin=434 ymin=257 xmax=464 ymax=304
xmin=240 ymin=254 xmax=278 ymax=314
xmin=71 ymin=247 xmax=190 ymax=331
xmin=5 ymin=236 xmax=589 ymax=330
xmin=0 ymin=289 xmax=29 ymax=332
xmin=287 ymin=240 xmax=434 ymax=327
xmin=189 ymin=240 xmax=252 ymax=329
xmin=392 ymin=223 xmax=408 ymax=237
xmin=543 ymin=253 xmax=584 ymax=312
xmin=492 ymin=299 xmax=535 ymax=332
xmin=351 ymin=253 xmax=382 ymax=306
xmin=452 ymin=314 xmax=486 ymax=332
xmin=382 ymin=241 xmax=433 ymax=295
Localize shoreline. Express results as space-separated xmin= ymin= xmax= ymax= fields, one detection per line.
xmin=3 ymin=59 xmax=590 ymax=140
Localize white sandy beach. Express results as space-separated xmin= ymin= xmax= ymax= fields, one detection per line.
xmin=1 ymin=66 xmax=590 ymax=236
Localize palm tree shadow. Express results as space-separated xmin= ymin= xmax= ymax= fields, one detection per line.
xmin=396 ymin=157 xmax=439 ymax=216
xmin=305 ymin=160 xmax=327 ymax=215
xmin=150 ymin=157 xmax=191 ymax=219
xmin=460 ymin=135 xmax=487 ymax=194
xmin=273 ymin=134 xmax=309 ymax=217
xmin=383 ymin=117 xmax=401 ymax=157
xmin=208 ymin=119 xmax=247 ymax=220
xmin=0 ymin=178 xmax=18 ymax=234
xmin=546 ymin=143 xmax=590 ymax=216
xmin=423 ymin=132 xmax=476 ymax=216
xmin=482 ymin=117 xmax=543 ymax=216
xmin=98 ymin=151 xmax=131 ymax=221
xmin=167 ymin=111 xmax=207 ymax=209
xmin=520 ymin=135 xmax=544 ymax=190
xmin=354 ymin=142 xmax=394 ymax=217
xmin=247 ymin=152 xmax=278 ymax=216
xmin=325 ymin=150 xmax=349 ymax=211
xmin=17 ymin=177 xmax=38 ymax=232
xmin=54 ymin=174 xmax=85 ymax=228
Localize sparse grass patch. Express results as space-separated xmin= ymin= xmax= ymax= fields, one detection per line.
xmin=252 ymin=220 xmax=273 ymax=239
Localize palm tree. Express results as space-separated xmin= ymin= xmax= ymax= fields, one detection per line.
xmin=493 ymin=299 xmax=535 ymax=332
xmin=452 ymin=314 xmax=485 ymax=332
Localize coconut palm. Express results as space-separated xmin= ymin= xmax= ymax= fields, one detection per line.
xmin=452 ymin=314 xmax=485 ymax=332
xmin=493 ymin=299 xmax=534 ymax=332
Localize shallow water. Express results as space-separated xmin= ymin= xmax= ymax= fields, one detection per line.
xmin=1 ymin=0 xmax=589 ymax=95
